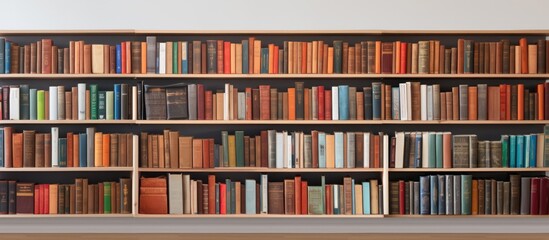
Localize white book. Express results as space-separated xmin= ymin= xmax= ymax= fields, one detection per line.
xmin=133 ymin=135 xmax=139 ymax=166
xmin=237 ymin=92 xmax=245 ymax=120
xmin=106 ymin=91 xmax=114 ymax=120
xmin=181 ymin=42 xmax=188 ymax=61
xmin=406 ymin=82 xmax=412 ymax=121
xmin=299 ymin=132 xmax=304 ymax=168
xmin=286 ymin=134 xmax=292 ymax=168
xmin=276 ymin=132 xmax=284 ymax=168
xmin=49 ymin=86 xmax=58 ymax=120
xmin=333 ymin=185 xmax=339 ymax=210
xmin=282 ymin=132 xmax=288 ymax=168
xmin=395 ymin=132 xmax=405 ymax=168
xmin=182 ymin=174 xmax=191 ymax=214
xmin=422 ymin=132 xmax=430 ymax=168
xmin=399 ymin=83 xmax=407 ymax=120
xmin=191 ymin=180 xmax=197 ymax=214
xmin=131 ymin=86 xmax=137 ymax=120
xmin=77 ymin=83 xmax=86 ymax=120
xmin=223 ymin=84 xmax=229 ymax=120
xmin=51 ymin=127 xmax=59 ymax=167
xmin=260 ymin=174 xmax=268 ymax=214
xmin=420 ymin=84 xmax=427 ymax=120
xmin=8 ymin=87 xmax=19 ymax=120
xmin=331 ymin=86 xmax=339 ymax=120
xmin=168 ymin=173 xmax=183 ymax=214
xmin=159 ymin=42 xmax=166 ymax=74
xmin=427 ymin=85 xmax=433 ymax=120
xmin=383 ymin=135 xmax=389 ymax=168
xmin=363 ymin=132 xmax=370 ymax=168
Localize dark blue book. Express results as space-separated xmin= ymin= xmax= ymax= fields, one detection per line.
xmin=0 ymin=128 xmax=4 ymax=167
xmin=19 ymin=84 xmax=29 ymax=120
xmin=372 ymin=83 xmax=382 ymax=120
xmin=419 ymin=176 xmax=430 ymax=215
xmin=260 ymin=48 xmax=269 ymax=73
xmin=230 ymin=181 xmax=236 ymax=214
xmin=338 ymin=85 xmax=349 ymax=120
xmin=364 ymin=87 xmax=372 ymax=120
xmin=98 ymin=91 xmax=106 ymax=119
xmin=516 ymin=135 xmax=524 ymax=168
xmin=529 ymin=134 xmax=537 ymax=167
xmin=115 ymin=44 xmax=121 ymax=74
xmin=414 ymin=134 xmax=422 ymax=168
xmin=333 ymin=40 xmax=343 ymax=73
xmin=242 ymin=40 xmax=249 ymax=74
xmin=429 ymin=175 xmax=438 ymax=215
xmin=437 ymin=175 xmax=445 ymax=215
xmin=58 ymin=138 xmax=67 ymax=167
xmin=78 ymin=133 xmax=87 ymax=167
xmin=0 ymin=38 xmax=5 ymax=74
xmin=4 ymin=41 xmax=10 ymax=73
xmin=114 ymin=84 xmax=121 ymax=120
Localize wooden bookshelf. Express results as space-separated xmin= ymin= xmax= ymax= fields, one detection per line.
xmin=134 ymin=214 xmax=384 ymax=218
xmin=386 ymin=215 xmax=549 ymax=218
xmin=138 ymin=167 xmax=384 ymax=173
xmin=0 ymin=167 xmax=134 ymax=172
xmin=0 ymin=214 xmax=134 ymax=218
xmin=389 ymin=168 xmax=549 ymax=172
xmin=0 ymin=120 xmax=135 ymax=124
xmin=0 ymin=120 xmax=546 ymax=125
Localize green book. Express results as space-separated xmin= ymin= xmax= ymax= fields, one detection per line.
xmin=106 ymin=91 xmax=114 ymax=120
xmin=235 ymin=131 xmax=244 ymax=167
xmin=428 ymin=132 xmax=436 ymax=168
xmin=225 ymin=179 xmax=231 ymax=214
xmin=435 ymin=133 xmax=443 ymax=168
xmin=98 ymin=91 xmax=106 ymax=120
xmin=461 ymin=175 xmax=472 ymax=215
xmin=173 ymin=41 xmax=178 ymax=74
xmin=221 ymin=131 xmax=229 ymax=167
xmin=308 ymin=186 xmax=324 ymax=214
xmin=104 ymin=182 xmax=111 ymax=214
xmin=19 ymin=84 xmax=29 ymax=120
xmin=36 ymin=90 xmax=45 ymax=120
xmin=29 ymin=89 xmax=37 ymax=120
xmin=333 ymin=40 xmax=343 ymax=73
xmin=90 ymin=84 xmax=98 ymax=119
xmin=501 ymin=135 xmax=509 ymax=167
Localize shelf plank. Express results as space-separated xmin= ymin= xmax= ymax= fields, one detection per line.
xmin=1 ymin=73 xmax=549 ymax=79
xmin=0 ymin=214 xmax=133 ymax=218
xmin=139 ymin=167 xmax=383 ymax=173
xmin=0 ymin=167 xmax=134 ymax=172
xmin=387 ymin=214 xmax=549 ymax=218
xmin=135 ymin=214 xmax=384 ymax=218
xmin=1 ymin=120 xmax=547 ymax=125
xmin=0 ymin=120 xmax=136 ymax=124
xmin=389 ymin=168 xmax=549 ymax=172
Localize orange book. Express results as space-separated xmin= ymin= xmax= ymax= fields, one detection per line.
xmin=294 ymin=176 xmax=301 ymax=215
xmin=304 ymin=88 xmax=310 ymax=120
xmin=94 ymin=132 xmax=103 ymax=167
xmin=373 ymin=135 xmax=380 ymax=168
xmin=538 ymin=84 xmax=545 ymax=120
xmin=375 ymin=41 xmax=381 ymax=74
xmin=273 ymin=46 xmax=279 ymax=74
xmin=268 ymin=44 xmax=274 ymax=74
xmin=518 ymin=84 xmax=524 ymax=120
xmin=158 ymin=135 xmax=165 ymax=168
xmin=141 ymin=42 xmax=147 ymax=74
xmin=288 ymin=88 xmax=296 ymax=120
xmin=202 ymin=139 xmax=210 ymax=168
xmin=74 ymin=42 xmax=80 ymax=74
xmin=73 ymin=134 xmax=79 ymax=167
xmin=125 ymin=41 xmax=131 ymax=74
xmin=192 ymin=138 xmax=203 ymax=168
xmin=506 ymin=85 xmax=511 ymax=120
xmin=400 ymin=42 xmax=407 ymax=74
xmin=67 ymin=132 xmax=73 ymax=167
xmin=301 ymin=181 xmax=308 ymax=215
xmin=102 ymin=133 xmax=110 ymax=167
xmin=395 ymin=41 xmax=400 ymax=74
xmin=253 ymin=40 xmax=261 ymax=74
xmin=301 ymin=42 xmax=307 ymax=74
xmin=472 ymin=179 xmax=478 ymax=215
xmin=327 ymin=47 xmax=334 ymax=74
xmin=468 ymin=86 xmax=478 ymax=120
xmin=519 ymin=38 xmax=528 ymax=74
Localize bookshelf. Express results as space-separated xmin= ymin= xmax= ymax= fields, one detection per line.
xmin=0 ymin=29 xmax=548 ymax=220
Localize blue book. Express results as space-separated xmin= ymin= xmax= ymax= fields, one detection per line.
xmin=461 ymin=175 xmax=472 ymax=215
xmin=510 ymin=135 xmax=517 ymax=168
xmin=428 ymin=133 xmax=436 ymax=168
xmin=391 ymin=87 xmax=400 ymax=119
xmin=4 ymin=41 xmax=10 ymax=73
xmin=29 ymin=89 xmax=37 ymax=120
xmin=318 ymin=132 xmax=326 ymax=168
xmin=516 ymin=135 xmax=525 ymax=168
xmin=334 ymin=132 xmax=344 ymax=168
xmin=115 ymin=44 xmax=121 ymax=74
xmin=352 ymin=179 xmax=356 ymax=215
xmin=525 ymin=135 xmax=531 ymax=168
xmin=245 ymin=179 xmax=256 ymax=214
xmin=242 ymin=40 xmax=249 ymax=74
xmin=530 ymin=134 xmax=537 ymax=167
xmin=260 ymin=48 xmax=269 ymax=73
xmin=372 ymin=82 xmax=382 ymax=120
xmin=435 ymin=133 xmax=443 ymax=168
xmin=338 ymin=85 xmax=349 ymax=120
xmin=0 ymin=38 xmax=5 ymax=74
xmin=78 ymin=133 xmax=87 ymax=167
xmin=114 ymin=84 xmax=121 ymax=120
xmin=430 ymin=175 xmax=438 ymax=215
xmin=437 ymin=175 xmax=445 ymax=215
xmin=419 ymin=176 xmax=430 ymax=215
xmin=215 ymin=183 xmax=220 ymax=214
xmin=362 ymin=182 xmax=371 ymax=214
xmin=0 ymin=128 xmax=4 ymax=167
xmin=414 ymin=133 xmax=422 ymax=168
xmin=181 ymin=42 xmax=188 ymax=74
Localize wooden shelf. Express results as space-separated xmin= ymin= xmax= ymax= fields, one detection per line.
xmin=0 ymin=120 xmax=135 ymax=124
xmin=139 ymin=167 xmax=383 ymax=173
xmin=0 ymin=214 xmax=133 ymax=218
xmin=134 ymin=214 xmax=384 ymax=218
xmin=1 ymin=73 xmax=549 ymax=79
xmin=387 ymin=214 xmax=549 ymax=218
xmin=389 ymin=168 xmax=549 ymax=172
xmin=0 ymin=167 xmax=133 ymax=172
xmin=1 ymin=120 xmax=547 ymax=125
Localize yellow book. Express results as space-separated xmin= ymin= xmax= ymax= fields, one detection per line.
xmin=49 ymin=184 xmax=58 ymax=214
xmin=230 ymin=43 xmax=236 ymax=74
xmin=325 ymin=134 xmax=335 ymax=168
xmin=253 ymin=40 xmax=261 ymax=74
xmin=228 ymin=135 xmax=236 ymax=167
xmin=370 ymin=179 xmax=379 ymax=214
xmin=235 ymin=43 xmax=242 ymax=74
xmin=94 ymin=132 xmax=103 ymax=167
xmin=355 ymin=184 xmax=363 ymax=214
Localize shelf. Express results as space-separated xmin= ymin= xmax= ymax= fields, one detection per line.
xmin=0 ymin=120 xmax=135 ymax=124
xmin=1 ymin=120 xmax=547 ymax=125
xmin=1 ymin=73 xmax=549 ymax=79
xmin=389 ymin=168 xmax=549 ymax=172
xmin=139 ymin=168 xmax=383 ymax=173
xmin=387 ymin=214 xmax=549 ymax=218
xmin=0 ymin=214 xmax=133 ymax=218
xmin=135 ymin=214 xmax=384 ymax=218
xmin=0 ymin=167 xmax=134 ymax=172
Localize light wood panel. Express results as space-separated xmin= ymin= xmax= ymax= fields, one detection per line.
xmin=138 ymin=167 xmax=383 ymax=173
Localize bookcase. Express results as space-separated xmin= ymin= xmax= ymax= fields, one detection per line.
xmin=0 ymin=29 xmax=548 ymax=224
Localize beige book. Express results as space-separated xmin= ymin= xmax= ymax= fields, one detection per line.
xmin=355 ymin=184 xmax=363 ymax=214
xmin=235 ymin=43 xmax=242 ymax=74
xmin=91 ymin=44 xmax=104 ymax=74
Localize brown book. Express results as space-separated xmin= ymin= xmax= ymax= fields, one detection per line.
xmin=384 ymin=85 xmax=392 ymax=120
xmin=22 ymin=130 xmax=35 ymax=168
xmin=457 ymin=39 xmax=464 ymax=74
xmin=411 ymin=82 xmax=421 ymax=120
xmin=168 ymin=131 xmax=179 ymax=169
xmin=131 ymin=42 xmax=141 ymax=74
xmin=440 ymin=92 xmax=447 ymax=120
xmin=139 ymin=177 xmax=167 ymax=214
xmin=103 ymin=44 xmax=110 ymax=74
xmin=519 ymin=38 xmax=528 ymax=74
xmin=65 ymin=92 xmax=72 ymax=120
xmin=487 ymin=86 xmax=500 ymax=120
xmin=16 ymin=183 xmax=34 ymax=214
xmin=260 ymin=131 xmax=268 ymax=168
xmin=34 ymin=133 xmax=44 ymax=168
xmin=44 ymin=133 xmax=51 ymax=167
xmin=270 ymin=88 xmax=278 ymax=120
xmin=202 ymin=139 xmax=209 ymax=168
xmin=418 ymin=41 xmax=429 ymax=74
xmin=489 ymin=42 xmax=496 ymax=74
xmin=367 ymin=41 xmax=375 ymax=73
xmin=30 ymin=43 xmax=37 ymax=73
xmin=83 ymin=44 xmax=92 ymax=74
xmin=496 ymin=42 xmax=503 ymax=74
xmin=452 ymin=87 xmax=459 ymax=120
xmin=179 ymin=136 xmax=192 ymax=168
xmin=41 ymin=39 xmax=52 ymax=74
xmin=528 ymin=44 xmax=538 ymax=74
xmin=3 ymin=127 xmax=12 ymax=168
xmin=446 ymin=91 xmax=453 ymax=120
xmin=381 ymin=42 xmax=393 ymax=74
xmin=259 ymin=85 xmax=270 ymax=120
xmin=12 ymin=133 xmax=23 ymax=168
xmin=23 ymin=45 xmax=30 ymax=73
xmin=268 ymin=182 xmax=284 ymax=214
xmin=109 ymin=45 xmax=116 ymax=73
xmin=468 ymin=86 xmax=478 ymax=120
xmin=10 ymin=44 xmax=19 ymax=73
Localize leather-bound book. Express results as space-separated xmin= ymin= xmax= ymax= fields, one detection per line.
xmin=12 ymin=133 xmax=23 ymax=168
xmin=528 ymin=44 xmax=538 ymax=74
xmin=418 ymin=41 xmax=429 ymax=74
xmin=381 ymin=42 xmax=393 ymax=74
xmin=510 ymin=175 xmax=520 ymax=215
xmin=179 ymin=136 xmax=192 ymax=168
xmin=457 ymin=39 xmax=464 ymax=74
xmin=131 ymin=42 xmax=141 ymax=74
xmin=519 ymin=38 xmax=528 ymax=74
xmin=22 ymin=130 xmax=35 ymax=168
xmin=16 ymin=183 xmax=34 ymax=214
xmin=139 ymin=177 xmax=167 ymax=214
xmin=83 ymin=44 xmax=92 ymax=74
xmin=34 ymin=133 xmax=44 ymax=167
xmin=144 ymin=85 xmax=167 ymax=120
xmin=268 ymin=182 xmax=284 ymax=214
xmin=259 ymin=85 xmax=270 ymax=120
xmin=367 ymin=41 xmax=375 ymax=73
xmin=166 ymin=85 xmax=188 ymax=120
xmin=501 ymin=40 xmax=510 ymax=74
xmin=41 ymin=39 xmax=52 ymax=74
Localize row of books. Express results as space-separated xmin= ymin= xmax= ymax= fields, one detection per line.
xmin=0 ymin=127 xmax=136 ymax=168
xmin=389 ymin=175 xmax=549 ymax=215
xmin=0 ymin=178 xmax=131 ymax=214
xmin=2 ymin=37 xmax=549 ymax=75
xmin=141 ymin=129 xmax=549 ymax=169
xmin=1 ymin=84 xmax=137 ymax=121
xmin=144 ymin=82 xmax=549 ymax=121
xmin=140 ymin=175 xmax=381 ymax=215
xmin=393 ymin=132 xmax=546 ymax=169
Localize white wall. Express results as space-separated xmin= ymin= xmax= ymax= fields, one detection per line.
xmin=1 ymin=0 xmax=549 ymax=233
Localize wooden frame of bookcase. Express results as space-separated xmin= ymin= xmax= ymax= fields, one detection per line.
xmin=0 ymin=29 xmax=548 ymax=219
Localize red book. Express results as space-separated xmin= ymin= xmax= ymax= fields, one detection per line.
xmin=399 ymin=180 xmax=405 ymax=215
xmin=259 ymin=85 xmax=270 ymax=120
xmin=317 ymin=86 xmax=325 ymax=120
xmin=400 ymin=42 xmax=407 ymax=74
xmin=531 ymin=177 xmax=541 ymax=215
xmin=202 ymin=139 xmax=210 ymax=168
xmin=43 ymin=184 xmax=49 ymax=214
xmin=273 ymin=46 xmax=279 ymax=74
xmin=34 ymin=185 xmax=40 ymax=214
xmin=324 ymin=90 xmax=332 ymax=120
xmin=208 ymin=175 xmax=216 ymax=214
xmin=197 ymin=84 xmax=205 ymax=120
xmin=506 ymin=85 xmax=511 ymax=120
xmin=219 ymin=183 xmax=227 ymax=214
xmin=545 ymin=82 xmax=549 ymax=120
xmin=223 ymin=41 xmax=231 ymax=74
xmin=245 ymin=88 xmax=252 ymax=120
xmin=205 ymin=90 xmax=213 ymax=120
xmin=217 ymin=40 xmax=224 ymax=74
xmin=121 ymin=42 xmax=126 ymax=74
xmin=500 ymin=84 xmax=507 ymax=120
xmin=301 ymin=181 xmax=308 ymax=215
xmin=538 ymin=84 xmax=545 ymax=120
xmin=540 ymin=177 xmax=549 ymax=214
xmin=67 ymin=132 xmax=73 ymax=167
xmin=260 ymin=130 xmax=268 ymax=168
xmin=294 ymin=176 xmax=301 ymax=215
xmin=325 ymin=185 xmax=332 ymax=215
